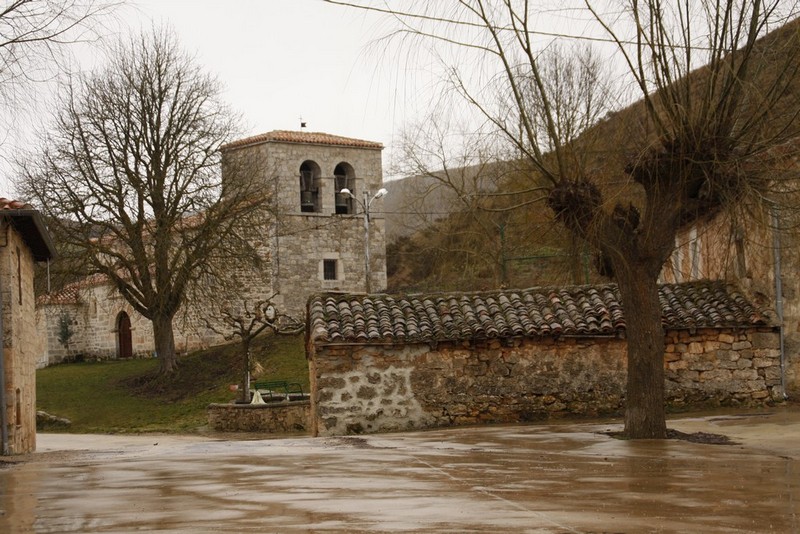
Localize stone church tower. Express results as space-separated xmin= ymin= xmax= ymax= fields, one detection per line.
xmin=221 ymin=130 xmax=387 ymax=319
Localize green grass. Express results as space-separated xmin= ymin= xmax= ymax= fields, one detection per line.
xmin=36 ymin=332 xmax=308 ymax=433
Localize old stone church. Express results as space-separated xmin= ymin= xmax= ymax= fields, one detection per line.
xmin=37 ymin=130 xmax=387 ymax=365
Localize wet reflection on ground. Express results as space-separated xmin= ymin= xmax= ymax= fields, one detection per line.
xmin=1 ymin=407 xmax=798 ymax=532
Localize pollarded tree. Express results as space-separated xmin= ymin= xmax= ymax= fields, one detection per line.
xmin=19 ymin=28 xmax=271 ymax=374
xmin=204 ymin=296 xmax=304 ymax=404
xmin=328 ymin=0 xmax=800 ymax=438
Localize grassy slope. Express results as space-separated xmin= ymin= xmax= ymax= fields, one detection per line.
xmin=36 ymin=332 xmax=307 ymax=433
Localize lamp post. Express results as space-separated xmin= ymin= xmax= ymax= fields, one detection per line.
xmin=341 ymin=187 xmax=387 ymax=293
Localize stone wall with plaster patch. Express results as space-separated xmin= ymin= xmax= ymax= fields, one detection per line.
xmin=310 ymin=327 xmax=782 ymax=436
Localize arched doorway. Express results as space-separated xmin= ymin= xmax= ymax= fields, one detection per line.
xmin=117 ymin=311 xmax=132 ymax=359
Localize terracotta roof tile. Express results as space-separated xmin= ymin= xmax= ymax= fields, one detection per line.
xmin=308 ymin=281 xmax=771 ymax=345
xmin=222 ymin=130 xmax=383 ymax=151
xmin=37 ymin=273 xmax=109 ymax=306
xmin=38 ymin=285 xmax=82 ymax=305
xmin=0 ymin=198 xmax=32 ymax=210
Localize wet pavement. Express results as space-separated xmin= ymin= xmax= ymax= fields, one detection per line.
xmin=1 ymin=407 xmax=799 ymax=533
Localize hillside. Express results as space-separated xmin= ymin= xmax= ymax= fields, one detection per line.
xmin=384 ymin=17 xmax=800 ymax=294
xmin=385 ymin=158 xmax=607 ymax=293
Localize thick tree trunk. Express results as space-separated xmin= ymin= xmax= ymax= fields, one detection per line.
xmin=616 ymin=264 xmax=667 ymax=439
xmin=154 ymin=314 xmax=178 ymax=374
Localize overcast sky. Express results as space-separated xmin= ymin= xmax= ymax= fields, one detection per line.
xmin=124 ymin=0 xmax=402 ymax=144
xmin=1 ymin=0 xmax=416 ymax=197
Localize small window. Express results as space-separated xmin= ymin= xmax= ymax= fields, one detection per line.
xmin=323 ymin=259 xmax=338 ymax=281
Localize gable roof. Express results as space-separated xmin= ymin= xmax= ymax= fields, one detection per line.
xmin=222 ymin=130 xmax=383 ymax=151
xmin=308 ymin=281 xmax=771 ymax=345
xmin=0 ymin=198 xmax=56 ymax=262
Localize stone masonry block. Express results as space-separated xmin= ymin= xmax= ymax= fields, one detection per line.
xmin=733 ymin=369 xmax=759 ymax=380
xmin=718 ymin=333 xmax=736 ymax=344
xmin=688 ymin=342 xmax=704 ymax=354
xmin=753 ymin=357 xmax=776 ymax=369
xmin=750 ymin=332 xmax=779 ymax=350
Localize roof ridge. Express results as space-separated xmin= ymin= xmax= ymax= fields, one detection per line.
xmin=0 ymin=197 xmax=32 ymax=210
xmin=222 ymin=130 xmax=383 ymax=151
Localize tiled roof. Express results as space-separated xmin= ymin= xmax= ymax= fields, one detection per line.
xmin=222 ymin=130 xmax=383 ymax=151
xmin=0 ymin=198 xmax=32 ymax=210
xmin=308 ymin=281 xmax=771 ymax=345
xmin=0 ymin=198 xmax=56 ymax=261
xmin=38 ymin=285 xmax=82 ymax=305
xmin=37 ymin=273 xmax=108 ymax=306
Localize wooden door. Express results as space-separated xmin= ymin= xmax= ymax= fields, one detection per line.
xmin=117 ymin=312 xmax=132 ymax=359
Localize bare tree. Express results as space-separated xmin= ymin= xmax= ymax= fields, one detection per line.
xmin=19 ymin=28 xmax=271 ymax=375
xmin=0 ymin=1 xmax=115 ymax=147
xmin=327 ymin=0 xmax=800 ymax=438
xmin=388 ymin=45 xmax=609 ymax=290
xmin=205 ymin=297 xmax=303 ymax=404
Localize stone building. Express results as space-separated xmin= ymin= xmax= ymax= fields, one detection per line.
xmin=221 ymin=130 xmax=387 ymax=316
xmin=1 ymin=198 xmax=56 ymax=454
xmin=37 ymin=130 xmax=387 ymax=365
xmin=661 ymin=180 xmax=800 ymax=398
xmin=307 ymin=281 xmax=781 ymax=436
xmin=37 ymin=274 xmax=158 ymax=366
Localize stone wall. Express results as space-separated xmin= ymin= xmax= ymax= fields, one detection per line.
xmin=664 ymin=329 xmax=784 ymax=405
xmin=38 ymin=283 xmax=158 ymax=363
xmin=310 ymin=327 xmax=782 ymax=436
xmin=665 ymin=215 xmax=800 ymax=397
xmin=37 ymin=304 xmax=83 ymax=367
xmin=1 ymin=224 xmax=40 ymax=453
xmin=207 ymin=401 xmax=310 ymax=433
xmin=37 ymin=261 xmax=273 ymax=365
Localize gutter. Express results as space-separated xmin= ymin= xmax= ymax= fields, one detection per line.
xmin=312 ymin=333 xmax=623 ymax=350
xmin=772 ymin=206 xmax=788 ymax=399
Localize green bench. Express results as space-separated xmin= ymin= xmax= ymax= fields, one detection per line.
xmin=252 ymin=380 xmax=304 ymax=401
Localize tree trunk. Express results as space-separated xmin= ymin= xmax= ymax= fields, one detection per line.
xmin=240 ymin=343 xmax=252 ymax=403
xmin=154 ymin=314 xmax=178 ymax=374
xmin=616 ymin=263 xmax=667 ymax=439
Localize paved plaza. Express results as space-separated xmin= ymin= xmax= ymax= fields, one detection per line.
xmin=1 ymin=407 xmax=798 ymax=532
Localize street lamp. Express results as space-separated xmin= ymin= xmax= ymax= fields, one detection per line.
xmin=340 ymin=187 xmax=388 ymax=293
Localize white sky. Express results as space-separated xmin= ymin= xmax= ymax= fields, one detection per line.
xmin=1 ymin=0 xmax=416 ymax=197
xmin=10 ymin=1 xmax=779 ymax=199
xmin=124 ymin=0 xmax=402 ymax=145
